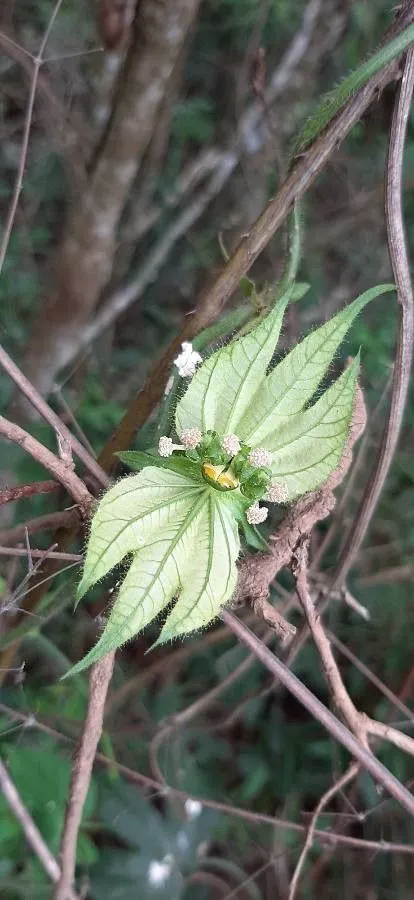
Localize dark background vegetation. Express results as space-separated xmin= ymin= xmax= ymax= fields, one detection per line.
xmin=0 ymin=1 xmax=413 ymax=897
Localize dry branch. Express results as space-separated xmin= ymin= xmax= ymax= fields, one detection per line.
xmin=332 ymin=46 xmax=414 ymax=585
xmin=222 ymin=609 xmax=414 ymax=817
xmin=54 ymin=652 xmax=115 ymax=900
xmin=0 ymin=344 xmax=109 ymax=489
xmin=288 ymin=763 xmax=359 ymax=900
xmin=0 ymin=416 xmax=93 ymax=514
xmin=0 ymin=480 xmax=59 ymax=506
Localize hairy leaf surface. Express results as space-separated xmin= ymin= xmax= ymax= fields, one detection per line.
xmin=69 ymin=472 xmax=239 ymax=675
xmin=239 ymin=284 xmax=394 ymax=445
xmin=175 ymin=288 xmax=292 ymax=437
xmin=266 ymin=358 xmax=359 ymax=499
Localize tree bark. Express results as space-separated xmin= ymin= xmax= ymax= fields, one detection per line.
xmin=18 ymin=0 xmax=200 ymax=410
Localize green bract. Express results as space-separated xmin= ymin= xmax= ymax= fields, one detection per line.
xmin=68 ymin=283 xmax=394 ymax=675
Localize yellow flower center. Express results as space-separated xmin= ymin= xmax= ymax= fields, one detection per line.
xmin=202 ymin=463 xmax=239 ymax=491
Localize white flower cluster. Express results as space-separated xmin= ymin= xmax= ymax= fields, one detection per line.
xmin=158 ymin=436 xmax=175 ymax=457
xmin=174 ymin=341 xmax=202 ymax=378
xmin=180 ymin=427 xmax=202 ymax=449
xmin=248 ymin=447 xmax=271 ymax=468
xmin=265 ymin=482 xmax=288 ymax=503
xmin=246 ymin=502 xmax=268 ymax=525
xmin=158 ymin=427 xmax=281 ymax=527
xmin=222 ymin=434 xmax=241 ymax=456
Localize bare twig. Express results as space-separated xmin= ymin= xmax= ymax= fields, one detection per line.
xmin=288 ymin=763 xmax=359 ymax=900
xmin=1 ymin=701 xmax=414 ymax=856
xmin=328 ymin=632 xmax=414 ymax=723
xmin=294 ymin=542 xmax=367 ymax=745
xmin=0 ymin=480 xmax=59 ymax=505
xmin=0 ymin=545 xmax=82 ymax=562
xmin=0 ymin=0 xmax=64 ymax=275
xmin=222 ymin=609 xmax=414 ymax=816
xmin=54 ymin=652 xmax=115 ymax=900
xmin=0 ymin=345 xmax=109 ymax=489
xmin=0 ymin=415 xmax=93 ymax=514
xmin=293 ymin=542 xmax=414 ymax=761
xmin=332 ymin=47 xmax=414 ymax=585
xmin=0 ymin=758 xmax=79 ymax=900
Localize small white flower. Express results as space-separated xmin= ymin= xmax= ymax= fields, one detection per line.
xmin=147 ymin=858 xmax=172 ymax=886
xmin=180 ymin=427 xmax=202 ymax=449
xmin=246 ymin=502 xmax=268 ymax=525
xmin=222 ymin=434 xmax=241 ymax=456
xmin=164 ymin=375 xmax=174 ymax=396
xmin=158 ymin=436 xmax=174 ymax=457
xmin=174 ymin=342 xmax=202 ymax=378
xmin=185 ymin=798 xmax=203 ymax=819
xmin=265 ymin=482 xmax=288 ymax=503
xmin=248 ymin=447 xmax=272 ymax=468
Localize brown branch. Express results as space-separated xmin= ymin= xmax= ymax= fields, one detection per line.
xmin=293 ymin=542 xmax=414 ymax=753
xmin=1 ymin=701 xmax=413 ymax=857
xmin=0 ymin=759 xmax=79 ymax=900
xmin=332 ymin=46 xmax=414 ymax=586
xmin=0 ymin=545 xmax=82 ymax=562
xmin=0 ymin=415 xmax=93 ymax=515
xmin=222 ymin=609 xmax=414 ymax=816
xmin=0 ymin=480 xmax=59 ymax=506
xmin=0 ymin=345 xmax=109 ymax=490
xmin=97 ymin=2 xmax=414 ymax=471
xmin=288 ymin=763 xmax=359 ymax=900
xmin=54 ymin=652 xmax=115 ymax=900
xmin=293 ymin=541 xmax=368 ymax=745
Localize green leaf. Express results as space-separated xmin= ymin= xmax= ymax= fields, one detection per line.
xmin=265 ymin=357 xmax=360 ymax=500
xmin=68 ymin=472 xmax=239 ymax=675
xmin=239 ymin=284 xmax=394 ymax=445
xmin=292 ymin=24 xmax=414 ymax=156
xmin=117 ymin=449 xmax=202 ymax=480
xmin=175 ymin=288 xmax=292 ymax=437
xmin=77 ymin=468 xmax=204 ymax=600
